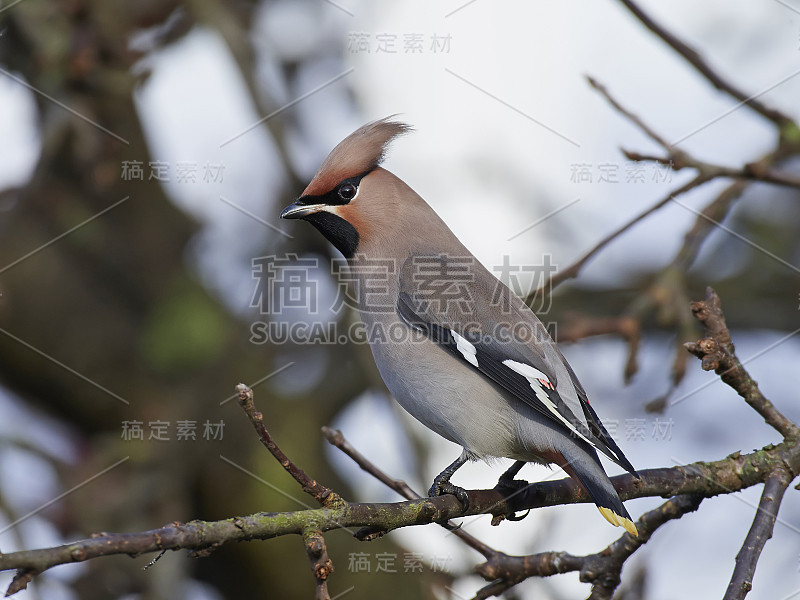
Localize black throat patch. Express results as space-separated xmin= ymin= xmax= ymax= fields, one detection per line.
xmin=303 ymin=211 xmax=359 ymax=258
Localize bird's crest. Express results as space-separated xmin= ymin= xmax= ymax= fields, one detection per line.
xmin=303 ymin=117 xmax=412 ymax=197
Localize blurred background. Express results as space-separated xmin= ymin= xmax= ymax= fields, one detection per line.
xmin=1 ymin=0 xmax=799 ymax=598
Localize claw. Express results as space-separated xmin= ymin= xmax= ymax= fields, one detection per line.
xmin=494 ymin=475 xmax=530 ymax=495
xmin=428 ymin=451 xmax=471 ymax=513
xmin=494 ymin=464 xmax=531 ymax=522
xmin=429 ymin=480 xmax=470 ymax=512
xmin=505 ymin=509 xmax=530 ymax=522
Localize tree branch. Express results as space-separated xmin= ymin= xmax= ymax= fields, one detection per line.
xmin=589 ymin=75 xmax=800 ymax=190
xmin=529 ymin=174 xmax=709 ymax=298
xmin=546 ymin=72 xmax=799 ymax=396
xmin=723 ymin=467 xmax=793 ymax=600
xmin=531 ymin=66 xmax=800 ymax=305
xmin=321 ymin=426 xmax=499 ymax=559
xmin=587 ymin=76 xmax=677 ymax=153
xmin=303 ymin=529 xmax=334 ymax=600
xmin=236 ymin=383 xmax=341 ymax=507
xmin=2 ymin=439 xmax=798 ymax=595
xmin=474 ymin=494 xmax=703 ymax=600
xmin=684 ymin=288 xmax=800 ymax=439
xmin=617 ymin=0 xmax=796 ymax=130
xmin=321 ymin=426 xmax=421 ymax=504
xmin=623 ymin=150 xmax=800 ymax=189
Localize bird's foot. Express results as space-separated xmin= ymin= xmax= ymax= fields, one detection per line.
xmin=494 ymin=473 xmax=530 ymax=495
xmin=494 ymin=472 xmax=531 ymax=522
xmin=428 ymin=479 xmax=470 ymax=512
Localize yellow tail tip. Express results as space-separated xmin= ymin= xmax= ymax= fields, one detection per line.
xmin=598 ymin=507 xmax=638 ymax=537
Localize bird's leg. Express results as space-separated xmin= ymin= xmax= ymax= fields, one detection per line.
xmin=494 ymin=460 xmax=531 ymax=521
xmin=428 ymin=450 xmax=470 ymax=512
xmin=496 ymin=460 xmax=528 ymax=491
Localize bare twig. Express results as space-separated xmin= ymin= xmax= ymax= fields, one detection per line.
xmin=474 ymin=494 xmax=703 ymax=600
xmin=682 ymin=288 xmax=798 ymax=598
xmin=587 ymin=76 xmax=678 ymax=153
xmin=568 ymin=73 xmax=799 ymax=395
xmin=684 ymin=288 xmax=800 ymax=439
xmin=584 ymin=494 xmax=702 ymax=600
xmin=236 ymin=383 xmax=340 ymax=506
xmin=529 ymin=174 xmax=709 ymax=298
xmin=588 ymin=74 xmax=796 ymax=284
xmin=321 ymin=426 xmax=421 ymax=502
xmin=624 ymin=150 xmax=800 ymax=189
xmin=303 ymin=529 xmax=334 ymax=600
xmin=589 ymin=76 xmax=800 ymax=190
xmin=672 ymin=182 xmax=750 ymax=274
xmin=626 ymin=265 xmax=695 ymax=388
xmin=617 ymin=0 xmax=795 ymax=129
xmin=5 ymin=569 xmax=38 ymax=597
xmin=723 ymin=468 xmax=793 ymax=600
xmin=321 ymin=426 xmax=498 ymax=559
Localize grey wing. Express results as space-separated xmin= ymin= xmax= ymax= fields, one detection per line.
xmin=555 ymin=349 xmax=637 ymax=474
xmin=397 ymin=254 xmax=636 ymax=474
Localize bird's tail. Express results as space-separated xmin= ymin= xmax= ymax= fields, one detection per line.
xmin=559 ymin=445 xmax=638 ymax=536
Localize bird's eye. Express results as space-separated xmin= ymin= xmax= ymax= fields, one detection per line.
xmin=338 ymin=183 xmax=357 ymax=201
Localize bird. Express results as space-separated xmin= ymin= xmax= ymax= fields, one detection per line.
xmin=280 ymin=117 xmax=638 ymax=535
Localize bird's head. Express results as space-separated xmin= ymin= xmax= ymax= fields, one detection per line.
xmin=280 ymin=117 xmax=413 ymax=258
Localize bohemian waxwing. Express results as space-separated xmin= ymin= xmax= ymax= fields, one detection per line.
xmin=281 ymin=117 xmax=638 ymax=535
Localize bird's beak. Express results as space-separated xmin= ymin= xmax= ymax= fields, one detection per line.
xmin=280 ymin=200 xmax=326 ymax=220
